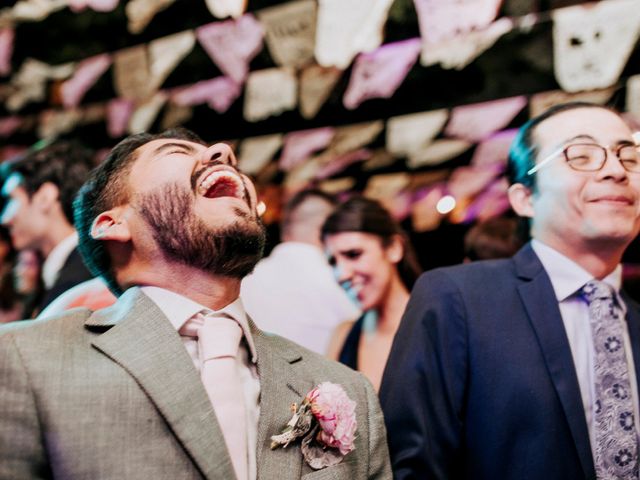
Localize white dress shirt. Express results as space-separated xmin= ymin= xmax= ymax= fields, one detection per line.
xmin=41 ymin=232 xmax=79 ymax=290
xmin=141 ymin=286 xmax=260 ymax=480
xmin=241 ymin=242 xmax=361 ymax=354
xmin=531 ymin=239 xmax=639 ymax=453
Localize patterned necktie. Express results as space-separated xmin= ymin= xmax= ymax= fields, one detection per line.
xmin=583 ymin=280 xmax=639 ymax=479
xmin=195 ymin=312 xmax=248 ymax=480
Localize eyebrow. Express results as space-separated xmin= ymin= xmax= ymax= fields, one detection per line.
xmin=151 ymin=141 xmax=198 ymax=157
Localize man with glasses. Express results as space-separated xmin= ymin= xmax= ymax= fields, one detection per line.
xmin=380 ymin=102 xmax=640 ymax=479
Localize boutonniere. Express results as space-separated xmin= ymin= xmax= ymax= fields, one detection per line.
xmin=270 ymin=382 xmax=357 ymax=470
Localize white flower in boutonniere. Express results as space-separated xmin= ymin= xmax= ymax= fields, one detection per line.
xmin=270 ymin=382 xmax=357 ymax=469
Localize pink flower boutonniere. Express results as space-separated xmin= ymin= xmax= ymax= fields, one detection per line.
xmin=270 ymin=382 xmax=357 ymax=469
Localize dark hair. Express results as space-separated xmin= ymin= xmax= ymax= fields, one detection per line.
xmin=0 ymin=141 xmax=95 ymax=224
xmin=507 ymin=101 xmax=621 ymax=190
xmin=73 ymin=128 xmax=205 ymax=295
xmin=464 ymin=216 xmax=523 ymax=261
xmin=321 ymin=196 xmax=422 ymax=290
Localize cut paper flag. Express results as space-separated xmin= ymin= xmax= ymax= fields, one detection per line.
xmin=299 ymin=64 xmax=342 ymax=119
xmin=413 ymin=0 xmax=503 ymax=44
xmin=68 ymin=0 xmax=119 ymax=13
xmin=257 ymin=0 xmax=317 ymax=68
xmin=447 ymin=163 xmax=503 ymax=200
xmin=386 ymin=109 xmax=448 ymax=157
xmin=421 ymin=17 xmax=514 ymax=69
xmin=244 ymin=67 xmax=297 ymax=122
xmin=160 ymin=103 xmax=192 ymax=130
xmin=60 ymin=53 xmax=112 ymax=108
xmin=445 ymin=96 xmax=526 ymax=142
xmin=128 ymin=92 xmax=168 ymax=134
xmin=7 ymin=59 xmax=75 ymax=111
xmin=412 ymin=183 xmax=447 ymax=232
xmin=407 ymin=138 xmax=472 ymax=169
xmin=238 ymin=134 xmax=283 ymax=175
xmin=364 ymin=172 xmax=412 ymax=219
xmin=38 ymin=109 xmax=82 ymax=140
xmin=529 ymin=87 xmax=615 ymax=117
xmin=106 ymin=97 xmax=135 ymax=138
xmin=627 ymin=75 xmax=640 ymax=120
xmin=11 ymin=0 xmax=67 ymax=22
xmin=148 ymin=30 xmax=195 ymax=91
xmin=315 ymin=0 xmax=394 ymax=69
xmin=552 ymin=0 xmax=640 ymax=92
xmin=196 ymin=14 xmax=264 ymax=84
xmin=205 ymin=0 xmax=247 ymax=19
xmin=125 ymin=0 xmax=176 ymax=34
xmin=471 ymin=129 xmax=518 ymax=166
xmin=329 ymin=120 xmax=384 ymax=155
xmin=0 ymin=116 xmax=22 ymax=137
xmin=113 ymin=45 xmax=151 ymax=100
xmin=0 ymin=27 xmax=14 ymax=76
xmin=80 ymin=103 xmax=107 ymax=126
xmin=461 ymin=178 xmax=510 ymax=222
xmin=319 ymin=177 xmax=356 ymax=194
xmin=315 ymin=149 xmax=371 ymax=179
xmin=343 ymin=38 xmax=421 ymax=110
xmin=279 ymin=127 xmax=334 ymax=171
xmin=284 ymin=156 xmax=323 ymax=190
xmin=170 ymin=77 xmax=241 ymax=113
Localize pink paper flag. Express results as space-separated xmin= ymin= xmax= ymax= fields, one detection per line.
xmin=0 ymin=28 xmax=14 ymax=76
xmin=413 ymin=0 xmax=503 ymax=44
xmin=445 ymin=96 xmax=526 ymax=142
xmin=447 ymin=163 xmax=503 ymax=200
xmin=279 ymin=127 xmax=335 ymax=171
xmin=170 ymin=77 xmax=241 ymax=113
xmin=461 ymin=178 xmax=510 ymax=222
xmin=470 ymin=129 xmax=518 ymax=167
xmin=106 ymin=98 xmax=135 ymax=138
xmin=0 ymin=116 xmax=22 ymax=137
xmin=196 ymin=15 xmax=264 ymax=84
xmin=343 ymin=38 xmax=421 ymax=110
xmin=68 ymin=0 xmax=119 ymax=12
xmin=315 ymin=149 xmax=371 ymax=179
xmin=61 ymin=54 xmax=112 ymax=108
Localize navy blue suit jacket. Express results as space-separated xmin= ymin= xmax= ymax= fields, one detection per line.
xmin=379 ymin=243 xmax=640 ymax=479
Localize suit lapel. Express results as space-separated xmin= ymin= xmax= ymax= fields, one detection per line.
xmin=86 ymin=288 xmax=236 ymax=480
xmin=514 ymin=245 xmax=595 ymax=477
xmin=622 ymin=292 xmax=640 ymax=404
xmin=252 ymin=326 xmax=311 ymax=480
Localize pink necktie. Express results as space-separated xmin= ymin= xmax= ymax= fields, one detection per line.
xmin=196 ymin=312 xmax=248 ymax=480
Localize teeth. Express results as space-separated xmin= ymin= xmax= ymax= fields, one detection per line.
xmin=198 ymin=170 xmax=245 ymax=197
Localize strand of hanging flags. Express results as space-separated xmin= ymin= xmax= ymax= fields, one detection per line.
xmin=0 ymin=0 xmax=639 ymax=137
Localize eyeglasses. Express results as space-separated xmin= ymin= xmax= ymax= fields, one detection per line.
xmin=526 ymin=142 xmax=640 ymax=176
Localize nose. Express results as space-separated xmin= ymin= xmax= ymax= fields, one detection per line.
xmin=598 ymin=147 xmax=629 ymax=181
xmin=202 ymin=143 xmax=237 ymax=167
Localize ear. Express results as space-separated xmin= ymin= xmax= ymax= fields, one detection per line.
xmin=32 ymin=182 xmax=59 ymax=212
xmin=90 ymin=208 xmax=131 ymax=242
xmin=385 ymin=234 xmax=404 ymax=264
xmin=508 ymin=183 xmax=535 ymax=218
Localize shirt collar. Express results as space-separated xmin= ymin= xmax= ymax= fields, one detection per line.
xmin=140 ymin=286 xmax=258 ymax=363
xmin=42 ymin=232 xmax=79 ymax=289
xmin=531 ymin=239 xmax=622 ymax=302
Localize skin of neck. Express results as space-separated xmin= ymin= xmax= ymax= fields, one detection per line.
xmin=39 ymin=219 xmax=76 ymax=258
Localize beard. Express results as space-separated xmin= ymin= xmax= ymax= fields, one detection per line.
xmin=136 ymin=182 xmax=265 ymax=279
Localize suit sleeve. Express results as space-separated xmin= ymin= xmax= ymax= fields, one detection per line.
xmin=379 ymin=270 xmax=469 ymax=479
xmin=0 ymin=332 xmax=50 ymax=479
xmin=360 ymin=374 xmax=392 ymax=479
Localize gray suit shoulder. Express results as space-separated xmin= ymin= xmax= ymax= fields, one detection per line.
xmin=0 ymin=308 xmax=94 ymax=344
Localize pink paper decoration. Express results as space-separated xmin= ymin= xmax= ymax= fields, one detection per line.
xmin=343 ymin=38 xmax=421 ymax=110
xmin=106 ymin=98 xmax=135 ymax=138
xmin=279 ymin=127 xmax=335 ymax=171
xmin=61 ymin=54 xmax=112 ymax=108
xmin=196 ymin=14 xmax=264 ymax=84
xmin=171 ymin=77 xmax=241 ymax=113
xmin=0 ymin=28 xmax=14 ymax=76
xmin=470 ymin=129 xmax=518 ymax=166
xmin=445 ymin=96 xmax=526 ymax=142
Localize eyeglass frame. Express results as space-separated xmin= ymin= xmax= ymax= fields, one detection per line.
xmin=526 ymin=137 xmax=640 ymax=176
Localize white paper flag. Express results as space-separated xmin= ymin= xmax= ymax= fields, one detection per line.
xmin=299 ymin=64 xmax=342 ymax=119
xmin=627 ymin=74 xmax=640 ymax=119
xmin=386 ymin=109 xmax=448 ymax=157
xmin=205 ymin=0 xmax=247 ymax=18
xmin=315 ymin=0 xmax=394 ymax=69
xmin=38 ymin=109 xmax=82 ymax=140
xmin=12 ymin=0 xmax=67 ymax=21
xmin=244 ymin=67 xmax=297 ymax=122
xmin=125 ymin=0 xmax=176 ymax=34
xmin=407 ymin=138 xmax=472 ymax=169
xmin=148 ymin=30 xmax=195 ymax=92
xmin=529 ymin=87 xmax=615 ymax=117
xmin=7 ymin=58 xmax=75 ymax=111
xmin=238 ymin=134 xmax=283 ymax=175
xmin=128 ymin=92 xmax=168 ymax=134
xmin=552 ymin=0 xmax=640 ymax=92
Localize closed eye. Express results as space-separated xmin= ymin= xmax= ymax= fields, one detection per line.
xmin=341 ymin=249 xmax=362 ymax=260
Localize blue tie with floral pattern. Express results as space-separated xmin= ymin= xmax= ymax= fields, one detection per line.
xmin=583 ymin=280 xmax=639 ymax=479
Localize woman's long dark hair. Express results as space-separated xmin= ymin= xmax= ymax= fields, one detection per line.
xmin=321 ymin=196 xmax=422 ymax=291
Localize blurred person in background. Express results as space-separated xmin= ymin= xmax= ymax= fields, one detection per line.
xmin=463 ymin=215 xmax=523 ymax=262
xmin=322 ymin=196 xmax=422 ymax=391
xmin=13 ymin=249 xmax=44 ymax=319
xmin=0 ymin=141 xmax=96 ymax=316
xmin=0 ymin=226 xmax=22 ymax=323
xmin=241 ymin=188 xmax=360 ymax=354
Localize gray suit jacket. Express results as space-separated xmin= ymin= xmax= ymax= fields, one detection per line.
xmin=0 ymin=287 xmax=391 ymax=480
